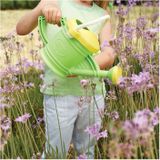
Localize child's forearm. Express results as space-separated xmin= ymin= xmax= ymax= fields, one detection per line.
xmin=95 ymin=15 xmax=116 ymax=69
xmin=16 ymin=0 xmax=59 ymax=35
xmin=16 ymin=5 xmax=42 ymax=35
xmin=94 ymin=47 xmax=116 ymax=70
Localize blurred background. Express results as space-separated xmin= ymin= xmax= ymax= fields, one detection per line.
xmin=0 ymin=0 xmax=153 ymax=10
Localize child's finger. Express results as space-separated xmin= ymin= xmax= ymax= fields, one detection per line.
xmin=51 ymin=10 xmax=57 ymax=24
xmin=55 ymin=10 xmax=62 ymax=26
xmin=48 ymin=9 xmax=53 ymax=23
xmin=42 ymin=9 xmax=49 ymax=22
xmin=54 ymin=10 xmax=59 ymax=25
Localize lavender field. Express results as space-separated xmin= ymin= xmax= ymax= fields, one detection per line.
xmin=0 ymin=1 xmax=159 ymax=159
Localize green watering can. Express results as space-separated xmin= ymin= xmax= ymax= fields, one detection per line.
xmin=38 ymin=15 xmax=122 ymax=84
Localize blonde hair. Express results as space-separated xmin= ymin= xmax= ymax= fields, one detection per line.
xmin=94 ymin=0 xmax=109 ymax=9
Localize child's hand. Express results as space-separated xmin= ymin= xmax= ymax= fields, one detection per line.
xmin=16 ymin=0 xmax=62 ymax=35
xmin=40 ymin=0 xmax=62 ymax=25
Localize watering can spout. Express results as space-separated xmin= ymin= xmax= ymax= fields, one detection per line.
xmin=70 ymin=66 xmax=122 ymax=85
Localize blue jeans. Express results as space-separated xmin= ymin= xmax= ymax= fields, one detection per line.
xmin=41 ymin=94 xmax=105 ymax=159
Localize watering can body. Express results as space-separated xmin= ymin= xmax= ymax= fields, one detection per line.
xmin=38 ymin=16 xmax=122 ymax=84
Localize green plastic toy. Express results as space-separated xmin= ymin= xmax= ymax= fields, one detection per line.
xmin=38 ymin=16 xmax=122 ymax=84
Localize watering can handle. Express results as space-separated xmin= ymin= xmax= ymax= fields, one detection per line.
xmin=76 ymin=15 xmax=110 ymax=30
xmin=60 ymin=17 xmax=67 ymax=27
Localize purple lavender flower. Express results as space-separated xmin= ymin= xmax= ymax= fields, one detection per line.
xmin=39 ymin=74 xmax=44 ymax=80
xmin=133 ymin=109 xmax=152 ymax=131
xmin=0 ymin=96 xmax=14 ymax=109
xmin=151 ymin=116 xmax=159 ymax=126
xmin=116 ymin=0 xmax=121 ymax=4
xmin=128 ymin=0 xmax=139 ymax=6
xmin=85 ymin=123 xmax=101 ymax=136
xmin=31 ymin=152 xmax=41 ymax=159
xmin=0 ymin=115 xmax=11 ymax=151
xmin=137 ymin=17 xmax=147 ymax=29
xmin=150 ymin=51 xmax=155 ymax=59
xmin=29 ymin=49 xmax=35 ymax=55
xmin=15 ymin=41 xmax=24 ymax=53
xmin=20 ymin=58 xmax=33 ymax=68
xmin=110 ymin=111 xmax=119 ymax=121
xmin=0 ymin=96 xmax=7 ymax=109
xmin=116 ymin=4 xmax=130 ymax=18
xmin=80 ymin=79 xmax=90 ymax=89
xmin=154 ymin=106 xmax=159 ymax=115
xmin=129 ymin=72 xmax=153 ymax=93
xmin=77 ymin=153 xmax=87 ymax=160
xmin=85 ymin=123 xmax=108 ymax=140
xmin=0 ymin=65 xmax=21 ymax=79
xmin=151 ymin=12 xmax=159 ymax=23
xmin=0 ymin=115 xmax=11 ymax=131
xmin=0 ymin=84 xmax=20 ymax=94
xmin=15 ymin=113 xmax=31 ymax=123
xmin=143 ymin=27 xmax=158 ymax=41
xmin=101 ymin=40 xmax=110 ymax=50
xmin=37 ymin=117 xmax=44 ymax=125
xmin=109 ymin=35 xmax=123 ymax=55
xmin=119 ymin=77 xmax=130 ymax=89
xmin=118 ymin=142 xmax=135 ymax=158
xmin=19 ymin=58 xmax=44 ymax=71
xmin=28 ymin=32 xmax=34 ymax=40
xmin=6 ymin=28 xmax=16 ymax=38
xmin=146 ymin=28 xmax=159 ymax=33
xmin=0 ymin=103 xmax=7 ymax=109
xmin=123 ymin=108 xmax=159 ymax=140
xmin=96 ymin=130 xmax=108 ymax=140
xmin=144 ymin=1 xmax=154 ymax=7
xmin=124 ymin=22 xmax=134 ymax=41
xmin=123 ymin=120 xmax=140 ymax=139
xmin=23 ymin=82 xmax=35 ymax=88
xmin=106 ymin=91 xmax=117 ymax=100
xmin=119 ymin=71 xmax=154 ymax=94
xmin=150 ymin=107 xmax=159 ymax=126
xmin=136 ymin=17 xmax=147 ymax=38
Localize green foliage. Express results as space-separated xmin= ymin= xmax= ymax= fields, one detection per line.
xmin=13 ymin=1 xmax=28 ymax=9
xmin=26 ymin=0 xmax=40 ymax=9
xmin=0 ymin=0 xmax=14 ymax=9
xmin=1 ymin=68 xmax=45 ymax=159
xmin=0 ymin=0 xmax=40 ymax=10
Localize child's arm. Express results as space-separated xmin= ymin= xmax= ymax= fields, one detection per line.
xmin=16 ymin=0 xmax=61 ymax=35
xmin=94 ymin=16 xmax=116 ymax=70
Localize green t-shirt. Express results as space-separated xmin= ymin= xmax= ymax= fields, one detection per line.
xmin=40 ymin=0 xmax=107 ymax=96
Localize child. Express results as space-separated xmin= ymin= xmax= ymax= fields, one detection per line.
xmin=16 ymin=0 xmax=115 ymax=158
